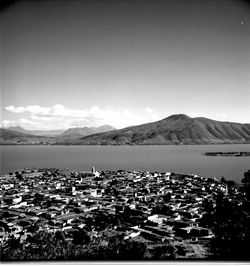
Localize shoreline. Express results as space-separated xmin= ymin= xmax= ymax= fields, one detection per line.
xmin=1 ymin=142 xmax=250 ymax=146
xmin=204 ymin=152 xmax=250 ymax=157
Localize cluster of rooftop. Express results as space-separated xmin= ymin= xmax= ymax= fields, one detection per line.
xmin=0 ymin=167 xmax=241 ymax=258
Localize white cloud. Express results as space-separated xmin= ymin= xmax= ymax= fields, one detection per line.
xmin=145 ymin=107 xmax=155 ymax=113
xmin=1 ymin=120 xmax=18 ymax=127
xmin=6 ymin=105 xmax=51 ymax=115
xmin=5 ymin=106 xmax=24 ymax=113
xmin=0 ymin=118 xmax=40 ymax=129
xmin=3 ymin=104 xmax=162 ymax=130
xmin=6 ymin=104 xmax=86 ymax=118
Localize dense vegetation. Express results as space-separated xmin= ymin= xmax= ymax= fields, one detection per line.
xmin=200 ymin=170 xmax=250 ymax=260
xmin=1 ymin=229 xmax=179 ymax=260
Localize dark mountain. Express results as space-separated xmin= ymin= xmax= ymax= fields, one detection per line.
xmin=2 ymin=115 xmax=250 ymax=145
xmin=61 ymin=125 xmax=116 ymax=137
xmin=74 ymin=114 xmax=250 ymax=145
xmin=7 ymin=126 xmax=64 ymax=136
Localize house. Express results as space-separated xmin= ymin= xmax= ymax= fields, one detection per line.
xmin=175 ymin=226 xmax=193 ymax=238
xmin=57 ymin=212 xmax=81 ymax=224
xmin=190 ymin=227 xmax=209 ymax=237
xmin=147 ymin=214 xmax=168 ymax=225
xmin=124 ymin=231 xmax=140 ymax=240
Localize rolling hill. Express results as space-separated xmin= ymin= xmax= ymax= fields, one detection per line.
xmin=0 ymin=124 xmax=116 ymax=145
xmin=0 ymin=128 xmax=54 ymax=144
xmin=61 ymin=125 xmax=116 ymax=137
xmin=73 ymin=114 xmax=250 ymax=145
xmin=7 ymin=126 xmax=64 ymax=136
xmin=2 ymin=115 xmax=250 ymax=145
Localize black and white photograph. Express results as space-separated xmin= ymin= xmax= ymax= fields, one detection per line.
xmin=0 ymin=0 xmax=250 ymax=262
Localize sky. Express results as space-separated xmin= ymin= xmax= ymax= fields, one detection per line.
xmin=1 ymin=0 xmax=250 ymax=130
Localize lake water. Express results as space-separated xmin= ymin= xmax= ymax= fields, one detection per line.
xmin=1 ymin=145 xmax=250 ymax=182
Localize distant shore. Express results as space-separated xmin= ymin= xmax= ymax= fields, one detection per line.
xmin=1 ymin=142 xmax=250 ymax=146
xmin=204 ymin=152 xmax=250 ymax=157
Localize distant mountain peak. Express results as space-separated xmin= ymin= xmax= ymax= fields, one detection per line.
xmin=9 ymin=126 xmax=25 ymax=130
xmin=6 ymin=126 xmax=65 ymax=136
xmin=7 ymin=126 xmax=28 ymax=133
xmin=167 ymin=114 xmax=191 ymax=120
xmin=61 ymin=124 xmax=116 ymax=137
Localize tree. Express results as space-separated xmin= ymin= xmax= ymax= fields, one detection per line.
xmin=122 ymin=240 xmax=148 ymax=260
xmin=242 ymin=170 xmax=250 ymax=183
xmin=96 ymin=234 xmax=148 ymax=260
xmin=72 ymin=229 xmax=90 ymax=246
xmin=16 ymin=173 xmax=24 ymax=180
xmin=242 ymin=170 xmax=250 ymax=199
xmin=209 ymin=193 xmax=250 ymax=260
xmin=106 ymin=234 xmax=125 ymax=259
xmin=33 ymin=192 xmax=44 ymax=204
xmin=6 ymin=235 xmax=21 ymax=249
xmin=220 ymin=176 xmax=226 ymax=183
xmin=26 ymin=223 xmax=40 ymax=233
xmin=54 ymin=230 xmax=66 ymax=243
xmin=151 ymin=244 xmax=176 ymax=259
xmin=203 ymin=198 xmax=214 ymax=214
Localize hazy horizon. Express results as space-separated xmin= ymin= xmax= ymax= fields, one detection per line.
xmin=1 ymin=0 xmax=250 ymax=130
xmin=2 ymin=112 xmax=250 ymax=131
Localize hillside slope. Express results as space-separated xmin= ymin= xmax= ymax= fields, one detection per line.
xmin=61 ymin=125 xmax=116 ymax=137
xmin=0 ymin=128 xmax=54 ymax=144
xmin=7 ymin=126 xmax=64 ymax=136
xmin=74 ymin=114 xmax=250 ymax=145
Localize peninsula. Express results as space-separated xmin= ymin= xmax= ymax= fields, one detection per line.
xmin=204 ymin=152 xmax=250 ymax=157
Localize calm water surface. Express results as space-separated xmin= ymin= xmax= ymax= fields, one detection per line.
xmin=1 ymin=145 xmax=250 ymax=182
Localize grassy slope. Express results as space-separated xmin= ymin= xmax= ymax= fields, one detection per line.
xmin=77 ymin=114 xmax=250 ymax=145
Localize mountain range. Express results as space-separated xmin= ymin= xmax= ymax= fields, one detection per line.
xmin=0 ymin=127 xmax=50 ymax=144
xmin=61 ymin=125 xmax=116 ymax=137
xmin=1 ymin=114 xmax=250 ymax=145
xmin=6 ymin=126 xmax=65 ymax=136
xmin=0 ymin=125 xmax=116 ymax=144
xmin=76 ymin=114 xmax=250 ymax=145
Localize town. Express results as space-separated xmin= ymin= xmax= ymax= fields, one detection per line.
xmin=0 ymin=166 xmax=247 ymax=260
